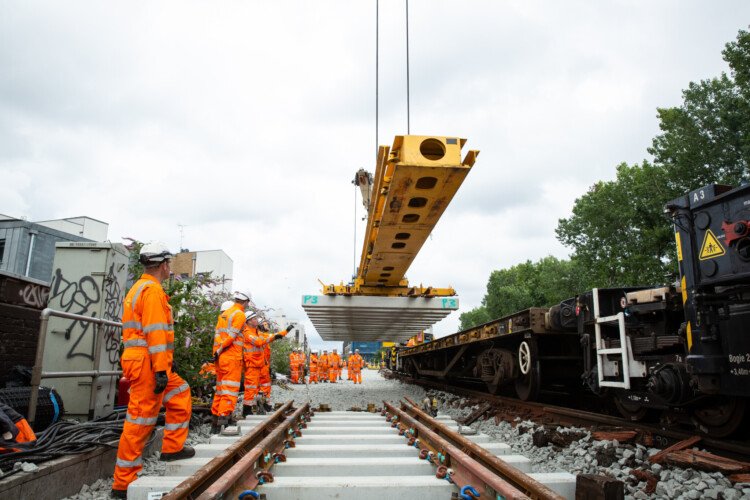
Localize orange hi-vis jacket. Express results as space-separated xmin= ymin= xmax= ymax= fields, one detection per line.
xmin=319 ymin=354 xmax=329 ymax=370
xmin=329 ymin=353 xmax=341 ymax=370
xmin=350 ymin=353 xmax=364 ymax=370
xmin=309 ymin=354 xmax=318 ymax=370
xmin=213 ymin=304 xmax=245 ymax=359
xmin=243 ymin=326 xmax=272 ymax=369
xmin=121 ymin=274 xmax=174 ymax=373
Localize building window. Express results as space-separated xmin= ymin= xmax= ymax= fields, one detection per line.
xmin=0 ymin=238 xmax=5 ymax=264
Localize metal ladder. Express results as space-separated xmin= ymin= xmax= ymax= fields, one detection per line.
xmin=592 ymin=288 xmax=631 ymax=389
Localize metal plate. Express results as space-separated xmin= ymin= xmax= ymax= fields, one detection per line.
xmin=301 ymin=295 xmax=458 ymax=341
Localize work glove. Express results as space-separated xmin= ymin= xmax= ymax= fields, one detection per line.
xmin=286 ymin=323 xmax=296 ymax=332
xmin=213 ymin=351 xmax=220 ymax=363
xmin=154 ymin=371 xmax=168 ymax=394
xmin=0 ymin=409 xmax=18 ymax=442
xmin=273 ymin=333 xmax=284 ymax=341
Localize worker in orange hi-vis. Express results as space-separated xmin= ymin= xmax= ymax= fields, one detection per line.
xmin=259 ymin=320 xmax=290 ymax=403
xmin=319 ymin=350 xmax=329 ymax=383
xmin=308 ymin=351 xmax=319 ymax=384
xmin=112 ymin=242 xmax=194 ymax=499
xmin=289 ymin=349 xmax=300 ymax=383
xmin=328 ymin=349 xmax=340 ymax=383
xmin=346 ymin=356 xmax=353 ymax=381
xmin=350 ymin=349 xmax=365 ymax=384
xmin=210 ymin=292 xmax=252 ymax=432
xmin=242 ymin=315 xmax=288 ymax=416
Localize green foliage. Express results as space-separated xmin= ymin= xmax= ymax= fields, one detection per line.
xmin=165 ymin=274 xmax=230 ymax=397
xmin=460 ymin=256 xmax=586 ymax=329
xmin=556 ymin=161 xmax=676 ymax=287
xmin=270 ymin=339 xmax=294 ymax=375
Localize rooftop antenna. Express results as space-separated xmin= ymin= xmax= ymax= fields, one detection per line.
xmin=177 ymin=224 xmax=188 ymax=251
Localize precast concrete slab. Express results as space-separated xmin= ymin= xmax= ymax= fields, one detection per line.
xmin=301 ymin=295 xmax=458 ymax=342
xmin=462 ymin=433 xmax=492 ymax=444
xmin=483 ymin=442 xmax=512 ymax=455
xmin=307 ymin=419 xmax=388 ymax=427
xmin=298 ymin=434 xmax=404 ymax=444
xmin=313 ymin=411 xmax=386 ymax=417
xmin=286 ymin=444 xmax=419 ymax=458
xmin=271 ymin=457 xmax=435 ymax=477
xmin=494 ymin=454 xmax=532 ymax=473
xmin=163 ymin=457 xmax=213 ymax=476
xmin=210 ymin=435 xmax=244 ymax=445
xmin=127 ymin=476 xmax=187 ymax=500
xmin=304 ymin=426 xmax=398 ymax=435
xmin=528 ymin=472 xmax=577 ymax=500
xmin=193 ymin=443 xmax=231 ymax=458
xmin=259 ymin=474 xmax=456 ymax=500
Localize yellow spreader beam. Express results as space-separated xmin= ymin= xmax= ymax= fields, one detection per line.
xmin=323 ymin=135 xmax=478 ymax=297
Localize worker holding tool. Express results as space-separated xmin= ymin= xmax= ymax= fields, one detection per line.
xmin=308 ymin=350 xmax=319 ymax=384
xmin=242 ymin=315 xmax=290 ymax=416
xmin=328 ymin=349 xmax=341 ymax=383
xmin=210 ymin=292 xmax=251 ymax=431
xmin=350 ymin=349 xmax=365 ymax=384
xmin=319 ymin=350 xmax=329 ymax=383
xmin=112 ymin=242 xmax=193 ymax=498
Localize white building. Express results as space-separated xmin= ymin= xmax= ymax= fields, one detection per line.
xmin=172 ymin=249 xmax=233 ymax=292
xmin=269 ymin=309 xmax=307 ymax=350
xmin=35 ymin=216 xmax=109 ymax=241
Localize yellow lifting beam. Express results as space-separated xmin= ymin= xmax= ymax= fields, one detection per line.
xmin=323 ymin=135 xmax=478 ymax=297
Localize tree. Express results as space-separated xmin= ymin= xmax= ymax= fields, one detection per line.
xmin=459 ymin=256 xmax=585 ymax=329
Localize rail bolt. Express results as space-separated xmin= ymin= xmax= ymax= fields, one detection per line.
xmin=407 ymin=437 xmax=416 ymax=446
xmin=256 ymin=470 xmax=274 ymax=485
xmin=273 ymin=453 xmax=287 ymax=463
xmin=418 ymin=449 xmax=429 ymax=460
xmin=459 ymin=485 xmax=480 ymax=499
xmin=436 ymin=465 xmax=448 ymax=479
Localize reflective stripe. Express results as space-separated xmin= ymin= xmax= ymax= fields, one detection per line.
xmin=143 ymin=322 xmax=172 ymax=333
xmin=260 ymin=382 xmax=271 ymax=387
xmin=244 ymin=346 xmax=263 ymax=353
xmin=122 ymin=321 xmax=142 ymax=330
xmin=222 ymin=380 xmax=241 ymax=387
xmin=123 ymin=339 xmax=148 ymax=348
xmin=215 ymin=389 xmax=239 ymax=396
xmin=131 ymin=282 xmax=150 ymax=313
xmin=116 ymin=456 xmax=143 ymax=468
xmin=167 ymin=342 xmax=174 ymax=351
xmin=149 ymin=344 xmax=167 ymax=354
xmin=164 ymin=421 xmax=189 ymax=431
xmin=233 ymin=341 xmax=244 ymax=347
xmin=126 ymin=414 xmax=158 ymax=426
xmin=245 ymin=385 xmax=257 ymax=389
xmin=162 ymin=383 xmax=189 ymax=403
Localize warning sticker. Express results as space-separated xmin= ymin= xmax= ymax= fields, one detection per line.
xmin=699 ymin=229 xmax=726 ymax=260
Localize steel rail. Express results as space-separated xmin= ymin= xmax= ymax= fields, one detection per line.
xmin=401 ymin=397 xmax=564 ymax=500
xmin=384 ymin=401 xmax=531 ymax=500
xmin=162 ymin=401 xmax=295 ymax=500
xmin=197 ymin=403 xmax=311 ymax=500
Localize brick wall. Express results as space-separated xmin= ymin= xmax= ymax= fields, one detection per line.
xmin=0 ymin=303 xmax=41 ymax=384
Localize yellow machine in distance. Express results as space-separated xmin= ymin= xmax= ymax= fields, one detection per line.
xmin=323 ymin=135 xmax=479 ymax=297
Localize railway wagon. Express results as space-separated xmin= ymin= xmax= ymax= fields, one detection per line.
xmin=400 ymin=183 xmax=750 ymax=437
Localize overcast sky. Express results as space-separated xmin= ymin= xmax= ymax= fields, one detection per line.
xmin=2 ymin=2 xmax=748 ymax=350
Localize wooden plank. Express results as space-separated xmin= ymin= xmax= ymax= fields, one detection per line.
xmin=648 ymin=435 xmax=701 ymax=464
xmin=665 ymin=449 xmax=750 ymax=474
xmin=592 ymin=430 xmax=638 ymax=443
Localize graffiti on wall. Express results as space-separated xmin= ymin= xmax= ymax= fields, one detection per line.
xmin=49 ymin=263 xmax=123 ymax=364
xmin=18 ymin=282 xmax=50 ymax=309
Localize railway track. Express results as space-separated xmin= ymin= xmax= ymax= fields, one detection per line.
xmin=122 ymin=399 xmax=577 ymax=499
xmin=396 ymin=374 xmax=750 ymax=462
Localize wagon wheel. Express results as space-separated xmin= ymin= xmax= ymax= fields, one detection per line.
xmin=613 ymin=395 xmax=651 ymax=421
xmin=692 ymin=397 xmax=746 ymax=438
xmin=515 ymin=339 xmax=541 ymax=401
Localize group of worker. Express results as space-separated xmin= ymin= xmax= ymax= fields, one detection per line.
xmin=289 ymin=348 xmax=365 ymax=384
xmin=111 ymin=242 xmax=294 ymax=498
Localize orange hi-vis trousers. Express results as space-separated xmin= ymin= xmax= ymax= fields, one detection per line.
xmin=113 ymin=347 xmax=191 ymax=491
xmin=352 ymin=369 xmax=362 ymax=384
xmin=328 ymin=366 xmax=337 ymax=383
xmin=211 ymin=355 xmax=242 ymax=417
xmin=309 ymin=364 xmax=318 ymax=383
xmin=260 ymin=363 xmax=271 ymax=397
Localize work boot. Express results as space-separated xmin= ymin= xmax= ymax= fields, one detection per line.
xmin=264 ymin=402 xmax=273 ymax=412
xmin=209 ymin=415 xmax=221 ymax=435
xmin=242 ymin=405 xmax=254 ymax=417
xmin=160 ymin=445 xmax=196 ymax=462
xmin=110 ymin=488 xmax=127 ymax=499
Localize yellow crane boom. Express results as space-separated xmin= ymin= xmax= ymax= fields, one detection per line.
xmin=323 ymin=135 xmax=478 ymax=297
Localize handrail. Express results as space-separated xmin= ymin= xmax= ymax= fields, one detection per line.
xmin=28 ymin=308 xmax=123 ymax=426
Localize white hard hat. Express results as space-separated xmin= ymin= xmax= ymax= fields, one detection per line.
xmin=233 ymin=291 xmax=251 ymax=302
xmin=355 ymin=349 xmax=359 ymax=352
xmin=220 ymin=301 xmax=233 ymax=312
xmin=139 ymin=241 xmax=174 ymax=265
xmin=245 ymin=310 xmax=258 ymax=321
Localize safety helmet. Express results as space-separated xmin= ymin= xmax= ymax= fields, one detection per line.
xmin=220 ymin=301 xmax=233 ymax=312
xmin=139 ymin=241 xmax=174 ymax=265
xmin=355 ymin=349 xmax=360 ymax=353
xmin=233 ymin=291 xmax=251 ymax=302
xmin=245 ymin=310 xmax=258 ymax=321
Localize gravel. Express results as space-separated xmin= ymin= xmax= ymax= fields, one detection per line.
xmin=427 ymin=389 xmax=750 ymax=500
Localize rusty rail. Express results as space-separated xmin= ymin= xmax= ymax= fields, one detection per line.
xmin=383 ymin=401 xmax=531 ymax=500
xmin=162 ymin=401 xmax=297 ymax=500
xmin=197 ymin=402 xmax=311 ymax=500
xmin=402 ymin=397 xmax=564 ymax=500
